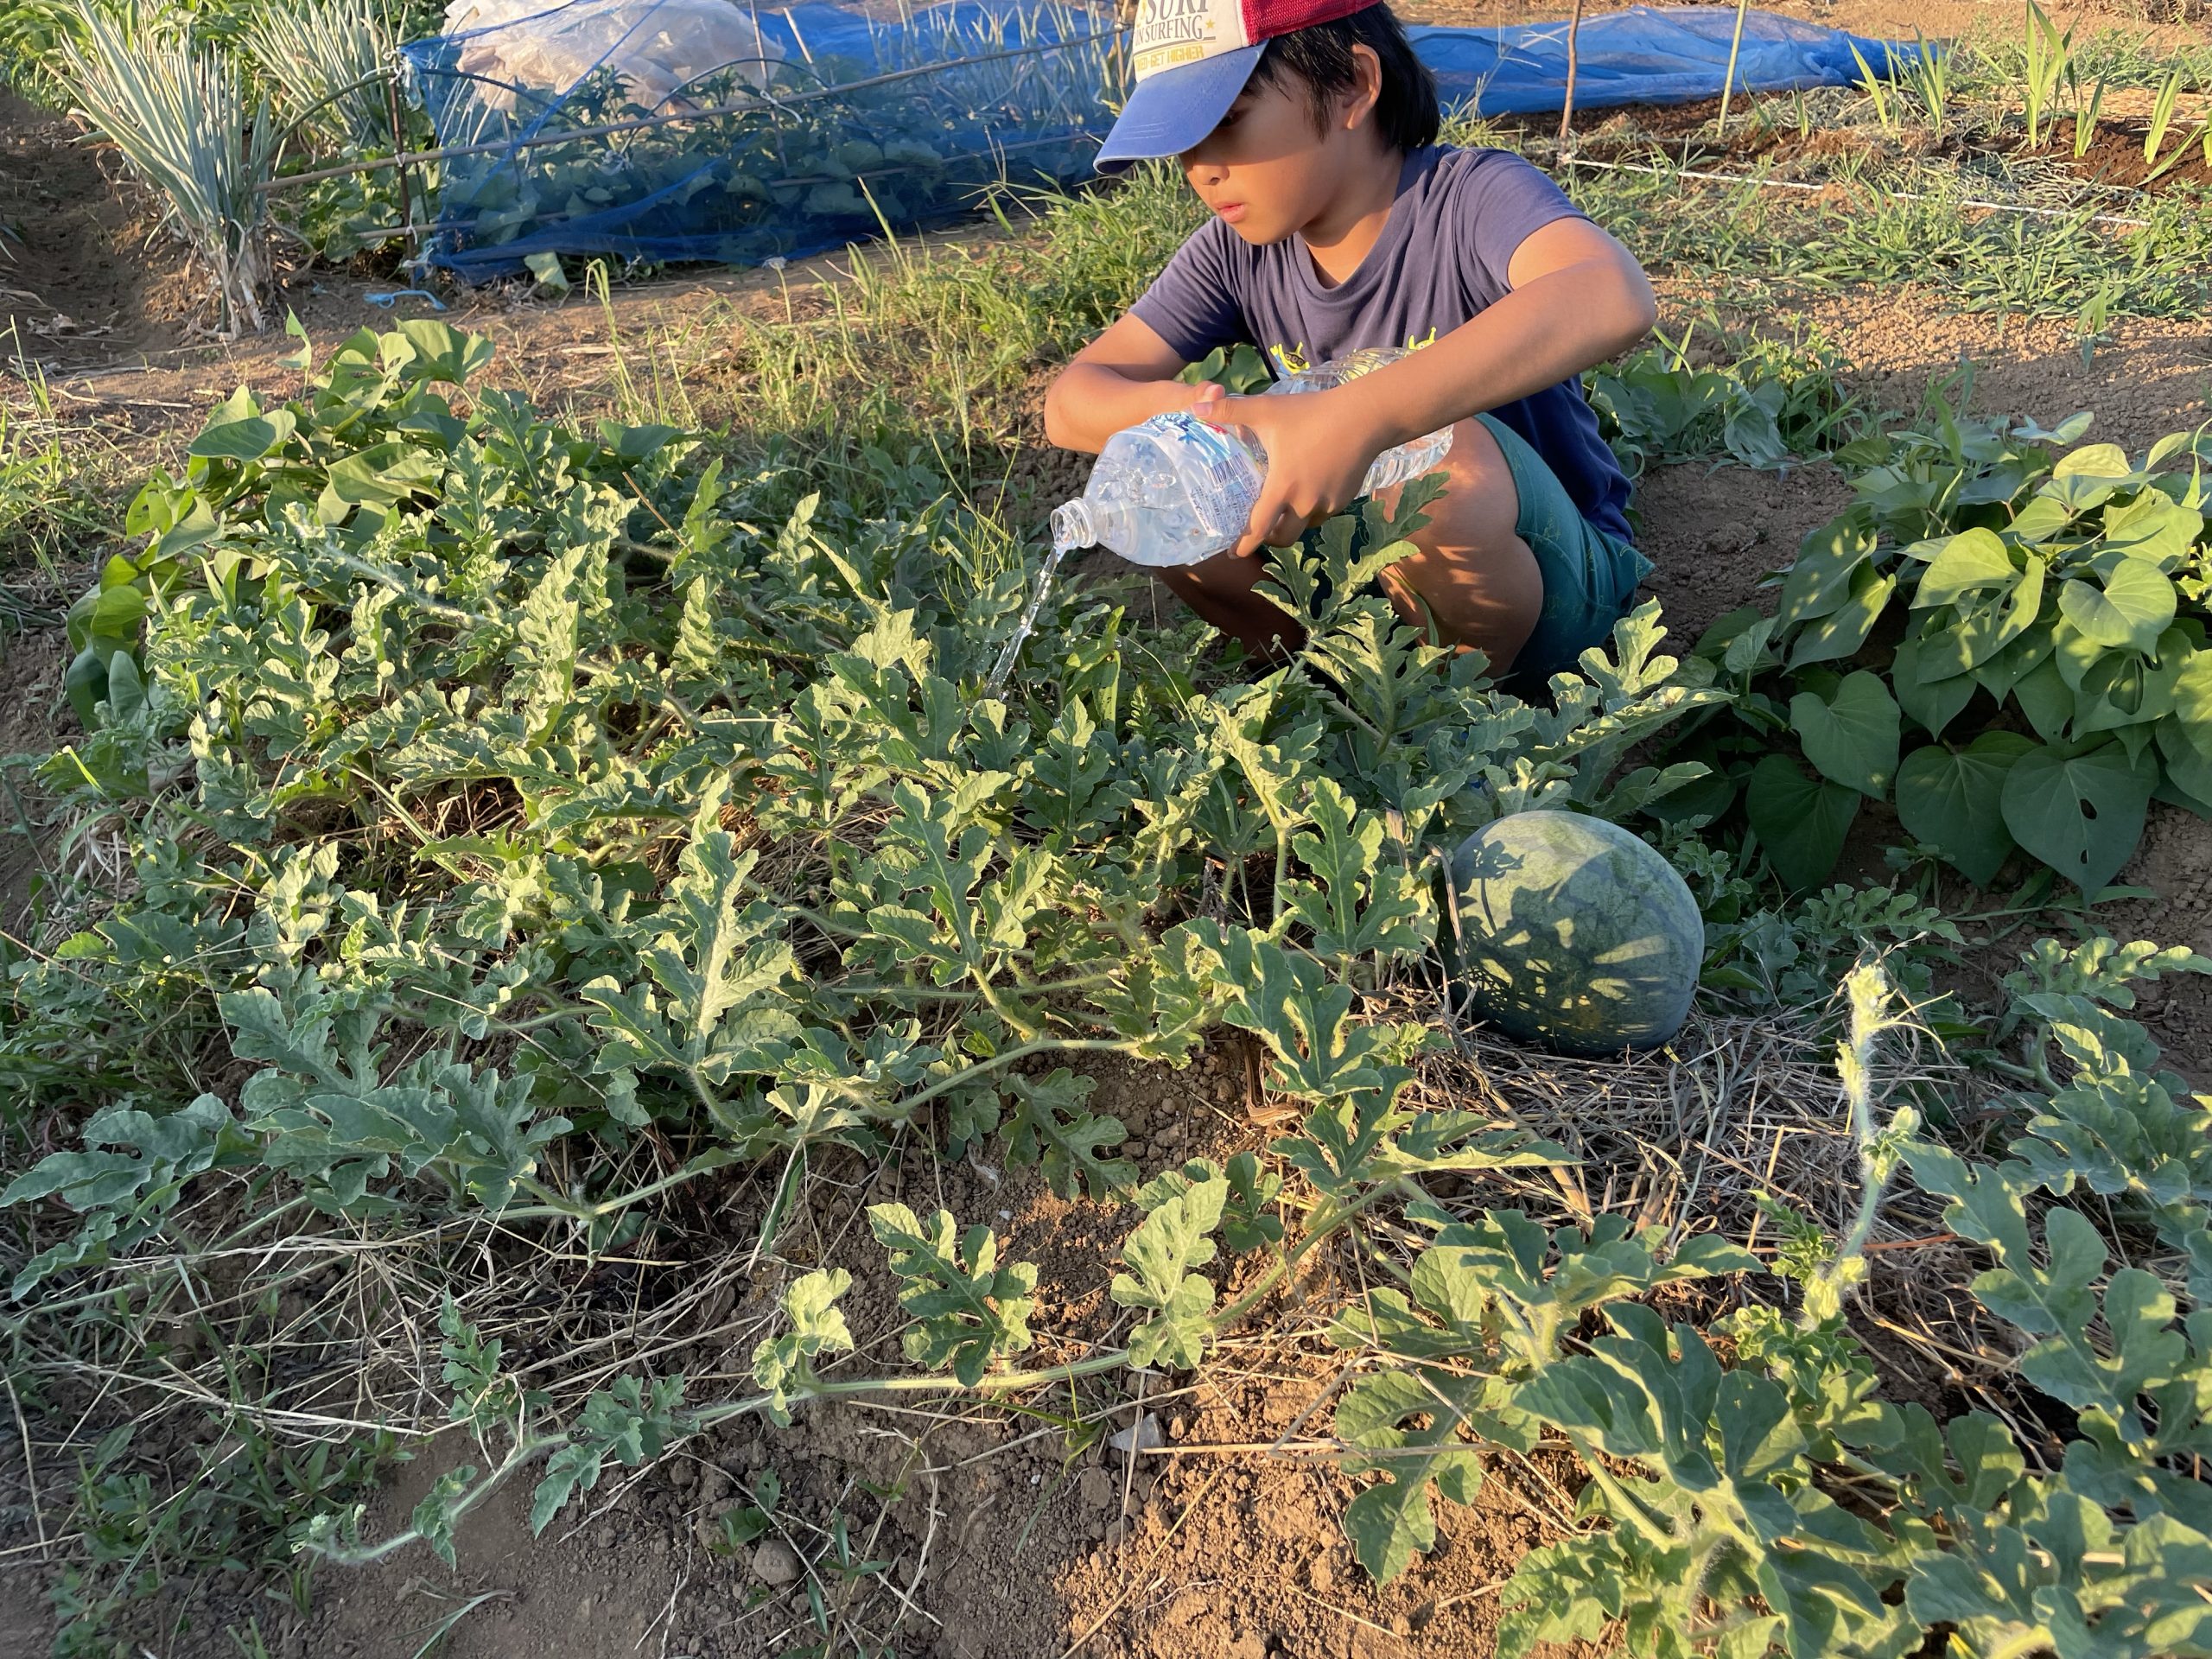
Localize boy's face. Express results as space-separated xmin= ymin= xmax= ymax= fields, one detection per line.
xmin=1179 ymin=67 xmax=1371 ymax=246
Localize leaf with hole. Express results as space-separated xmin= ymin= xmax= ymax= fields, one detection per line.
xmin=1999 ymin=741 xmax=2157 ymax=893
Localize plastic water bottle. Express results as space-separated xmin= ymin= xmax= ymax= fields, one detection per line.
xmin=1050 ymin=346 xmax=1454 ymax=570
xmin=1270 ymin=346 xmax=1455 ymax=490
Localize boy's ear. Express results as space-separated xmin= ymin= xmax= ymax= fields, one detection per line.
xmin=1342 ymin=42 xmax=1383 ymax=132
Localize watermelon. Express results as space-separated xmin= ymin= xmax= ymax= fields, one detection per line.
xmin=1447 ymin=810 xmax=1704 ymax=1057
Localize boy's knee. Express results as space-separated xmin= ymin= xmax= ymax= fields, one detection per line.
xmin=1393 ymin=417 xmax=1521 ymax=556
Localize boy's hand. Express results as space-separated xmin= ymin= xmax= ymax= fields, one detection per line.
xmin=1197 ymin=386 xmax=1392 ymax=559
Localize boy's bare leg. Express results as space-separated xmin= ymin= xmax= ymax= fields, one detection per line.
xmin=1152 ymin=416 xmax=1543 ymax=671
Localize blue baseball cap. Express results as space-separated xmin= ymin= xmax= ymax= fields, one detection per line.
xmin=1096 ymin=0 xmax=1374 ymax=172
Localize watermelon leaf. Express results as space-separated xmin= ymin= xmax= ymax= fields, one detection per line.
xmin=1998 ymin=741 xmax=2157 ymax=894
xmin=1745 ymin=755 xmax=1859 ymax=890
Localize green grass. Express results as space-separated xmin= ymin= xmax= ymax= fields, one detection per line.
xmin=0 ymin=365 xmax=111 ymax=607
xmin=713 ymin=169 xmax=1202 ymax=483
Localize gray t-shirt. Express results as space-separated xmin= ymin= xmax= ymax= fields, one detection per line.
xmin=1129 ymin=145 xmax=1633 ymax=543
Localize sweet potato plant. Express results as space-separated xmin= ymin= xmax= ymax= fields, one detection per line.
xmin=1666 ymin=386 xmax=2212 ymax=896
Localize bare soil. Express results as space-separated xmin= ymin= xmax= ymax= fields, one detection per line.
xmin=302 ymin=1048 xmax=1595 ymax=1659
xmin=0 ymin=89 xmax=207 ymax=365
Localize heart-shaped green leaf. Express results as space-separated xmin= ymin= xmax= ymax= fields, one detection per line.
xmin=1745 ymin=754 xmax=1859 ymax=891
xmin=1789 ymin=671 xmax=1899 ymax=798
xmin=189 ymin=408 xmax=297 ymax=461
xmin=1999 ymin=741 xmax=2157 ymax=893
xmin=2042 ymin=441 xmax=2143 ymax=510
xmin=1971 ymin=620 xmax=2055 ymax=705
xmin=1776 ymin=521 xmax=1873 ymax=627
xmin=2170 ymin=650 xmax=2212 ymax=753
xmin=2157 ymin=717 xmax=2212 ymax=810
xmin=2098 ymin=489 xmax=2202 ymax=569
xmin=2056 ymin=561 xmax=2174 ymax=654
xmin=1892 ymin=632 xmax=1976 ymax=739
xmin=1896 ymin=734 xmax=2034 ymax=887
xmin=1911 ymin=528 xmax=2017 ymax=611
xmin=1911 ymin=531 xmax=2044 ymax=675
xmin=2012 ymin=655 xmax=2075 ymax=743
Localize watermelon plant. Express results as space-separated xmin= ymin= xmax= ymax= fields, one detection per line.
xmin=1663 ymin=389 xmax=2212 ymax=894
xmin=9 ymin=317 xmax=1713 ymax=1293
xmin=17 ymin=321 xmax=2212 ymax=1657
xmin=272 ymin=944 xmax=2212 ymax=1659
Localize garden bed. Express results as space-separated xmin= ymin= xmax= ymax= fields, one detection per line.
xmin=5 ymin=2 xmax=2212 ymax=1655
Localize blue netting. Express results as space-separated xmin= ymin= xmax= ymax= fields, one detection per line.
xmin=400 ymin=3 xmax=1917 ymax=279
xmin=1418 ymin=4 xmax=1923 ymax=114
xmin=401 ymin=0 xmax=1121 ymax=279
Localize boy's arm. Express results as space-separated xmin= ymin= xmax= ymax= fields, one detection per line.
xmin=1043 ymin=313 xmax=1217 ymax=454
xmin=1214 ymin=219 xmax=1656 ymax=557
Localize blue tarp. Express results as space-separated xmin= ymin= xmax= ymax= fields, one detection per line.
xmin=403 ymin=1 xmax=1116 ymax=279
xmin=401 ymin=3 xmax=1916 ymax=278
xmin=1418 ymin=5 xmax=1919 ymax=114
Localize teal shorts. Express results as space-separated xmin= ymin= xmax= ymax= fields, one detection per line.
xmin=1474 ymin=413 xmax=1652 ymax=683
xmin=1283 ymin=415 xmax=1649 ymax=686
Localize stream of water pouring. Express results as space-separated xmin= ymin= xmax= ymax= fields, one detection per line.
xmin=984 ymin=537 xmax=1071 ymax=696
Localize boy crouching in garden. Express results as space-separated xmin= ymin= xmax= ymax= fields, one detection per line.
xmin=1044 ymin=0 xmax=1657 ymax=680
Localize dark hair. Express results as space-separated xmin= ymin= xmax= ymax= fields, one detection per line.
xmin=1249 ymin=3 xmax=1440 ymax=153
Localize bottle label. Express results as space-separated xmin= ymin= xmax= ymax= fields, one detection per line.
xmin=1135 ymin=410 xmax=1260 ymax=540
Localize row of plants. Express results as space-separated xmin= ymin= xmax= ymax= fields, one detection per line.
xmin=319 ymin=938 xmax=2212 ymax=1658
xmin=1826 ymin=2 xmax=2212 ymax=179
xmin=1661 ymin=383 xmax=2212 ymax=898
xmin=16 ymin=0 xmax=432 ymax=328
xmin=10 ymin=321 xmax=2212 ymax=1652
xmin=412 ymin=0 xmax=1122 ymax=283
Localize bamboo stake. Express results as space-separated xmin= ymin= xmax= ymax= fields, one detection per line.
xmin=1715 ymin=0 xmax=1751 ymax=136
xmin=381 ymin=62 xmax=416 ymax=255
xmin=1557 ymin=0 xmax=1586 ymax=149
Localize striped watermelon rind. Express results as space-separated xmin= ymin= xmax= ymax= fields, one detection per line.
xmin=1448 ymin=810 xmax=1704 ymax=1058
